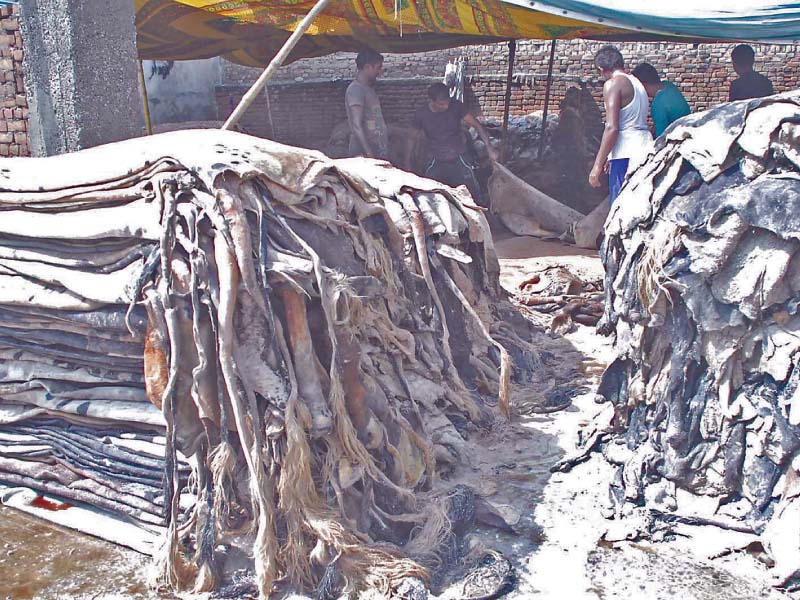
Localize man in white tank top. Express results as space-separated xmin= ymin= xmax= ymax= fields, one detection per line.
xmin=588 ymin=45 xmax=653 ymax=203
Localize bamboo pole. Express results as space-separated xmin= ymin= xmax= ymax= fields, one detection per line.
xmin=500 ymin=39 xmax=517 ymax=163
xmin=138 ymin=60 xmax=153 ymax=136
xmin=539 ymin=39 xmax=557 ymax=159
xmin=222 ymin=0 xmax=333 ymax=130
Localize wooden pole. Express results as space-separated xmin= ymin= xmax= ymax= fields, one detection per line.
xmin=500 ymin=39 xmax=516 ymax=163
xmin=138 ymin=60 xmax=153 ymax=135
xmin=222 ymin=0 xmax=333 ymax=130
xmin=539 ymin=39 xmax=557 ymax=159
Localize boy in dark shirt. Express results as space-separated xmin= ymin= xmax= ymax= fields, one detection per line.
xmin=406 ymin=83 xmax=497 ymax=203
xmin=729 ymin=44 xmax=774 ymax=102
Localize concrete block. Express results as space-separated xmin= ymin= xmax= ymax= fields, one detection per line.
xmin=20 ymin=0 xmax=144 ymax=156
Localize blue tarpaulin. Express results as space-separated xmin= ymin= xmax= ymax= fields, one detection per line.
xmin=505 ymin=1 xmax=800 ymax=42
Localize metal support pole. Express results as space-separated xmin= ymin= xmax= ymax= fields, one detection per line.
xmin=539 ymin=39 xmax=557 ymax=159
xmin=222 ymin=0 xmax=333 ymax=130
xmin=138 ymin=60 xmax=152 ymax=135
xmin=500 ymin=39 xmax=516 ymax=163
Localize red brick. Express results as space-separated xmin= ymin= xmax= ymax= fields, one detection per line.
xmin=8 ymin=143 xmax=18 ymax=156
xmin=0 ymin=143 xmax=9 ymax=156
xmin=18 ymin=142 xmax=28 ymax=156
xmin=12 ymin=131 xmax=25 ymax=144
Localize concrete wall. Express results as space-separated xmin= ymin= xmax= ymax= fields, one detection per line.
xmin=143 ymin=58 xmax=222 ymax=125
xmin=0 ymin=4 xmax=28 ymax=157
xmin=221 ymin=40 xmax=800 ymax=149
xmin=20 ymin=0 xmax=144 ymax=156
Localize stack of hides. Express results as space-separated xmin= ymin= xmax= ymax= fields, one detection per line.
xmin=599 ymin=93 xmax=800 ymax=584
xmin=0 ymin=130 xmax=537 ymax=598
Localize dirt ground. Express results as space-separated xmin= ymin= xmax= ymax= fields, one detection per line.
xmin=0 ymin=235 xmax=794 ymax=600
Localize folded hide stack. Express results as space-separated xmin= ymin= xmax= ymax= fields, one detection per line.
xmin=599 ymin=93 xmax=800 ymax=583
xmin=0 ymin=131 xmax=537 ymax=598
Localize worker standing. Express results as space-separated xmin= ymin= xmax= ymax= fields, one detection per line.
xmin=588 ymin=46 xmax=653 ymax=204
xmin=632 ymin=62 xmax=691 ymax=137
xmin=406 ymin=83 xmax=498 ymax=204
xmin=345 ymin=49 xmax=389 ymax=160
xmin=729 ymin=44 xmax=774 ymax=102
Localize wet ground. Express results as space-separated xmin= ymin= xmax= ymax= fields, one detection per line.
xmin=0 ymin=505 xmax=158 ymax=600
xmin=0 ymin=236 xmax=795 ymax=600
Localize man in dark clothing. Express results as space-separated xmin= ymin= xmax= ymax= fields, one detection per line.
xmin=729 ymin=44 xmax=774 ymax=102
xmin=406 ymin=83 xmax=497 ymax=203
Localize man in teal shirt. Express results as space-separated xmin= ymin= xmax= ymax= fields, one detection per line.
xmin=632 ymin=63 xmax=691 ymax=137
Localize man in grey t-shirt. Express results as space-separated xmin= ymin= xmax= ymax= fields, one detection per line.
xmin=345 ymin=49 xmax=389 ymax=160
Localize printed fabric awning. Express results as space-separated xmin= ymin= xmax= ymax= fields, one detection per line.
xmin=135 ymin=0 xmax=800 ymax=67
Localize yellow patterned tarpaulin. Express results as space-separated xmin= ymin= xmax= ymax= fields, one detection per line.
xmin=135 ymin=0 xmax=627 ymax=66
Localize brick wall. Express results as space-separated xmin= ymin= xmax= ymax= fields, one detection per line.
xmin=220 ymin=40 xmax=800 ymax=147
xmin=0 ymin=4 xmax=27 ymax=157
xmin=216 ymin=78 xmax=437 ymax=147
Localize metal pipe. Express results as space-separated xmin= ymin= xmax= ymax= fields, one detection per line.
xmin=539 ymin=39 xmax=557 ymax=159
xmin=137 ymin=60 xmax=152 ymax=136
xmin=500 ymin=39 xmax=516 ymax=163
xmin=222 ymin=0 xmax=333 ymax=130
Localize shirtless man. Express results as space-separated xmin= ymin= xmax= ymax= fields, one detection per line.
xmin=588 ymin=46 xmax=653 ymax=203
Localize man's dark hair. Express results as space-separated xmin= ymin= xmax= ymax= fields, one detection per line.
xmin=356 ymin=49 xmax=384 ymax=70
xmin=632 ymin=63 xmax=661 ymax=85
xmin=731 ymin=44 xmax=755 ymax=68
xmin=594 ymin=45 xmax=625 ymax=72
xmin=427 ymin=82 xmax=451 ymax=101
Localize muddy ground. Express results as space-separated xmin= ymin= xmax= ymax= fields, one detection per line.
xmin=0 ymin=235 xmax=793 ymax=600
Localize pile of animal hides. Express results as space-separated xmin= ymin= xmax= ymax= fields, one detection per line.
xmin=0 ymin=130 xmax=540 ymax=598
xmin=597 ymin=92 xmax=800 ymax=584
xmin=515 ymin=266 xmax=603 ymax=334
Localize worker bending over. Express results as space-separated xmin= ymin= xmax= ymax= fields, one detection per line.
xmin=632 ymin=62 xmax=691 ymax=137
xmin=407 ymin=83 xmax=497 ymax=204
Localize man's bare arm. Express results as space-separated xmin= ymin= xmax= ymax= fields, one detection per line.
xmin=589 ymin=78 xmax=623 ymax=187
xmin=349 ymin=104 xmax=375 ymax=158
xmin=405 ymin=127 xmax=421 ymax=171
xmin=463 ymin=113 xmax=498 ymax=162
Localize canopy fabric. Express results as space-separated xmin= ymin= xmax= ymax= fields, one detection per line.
xmin=134 ymin=0 xmax=625 ymax=67
xmin=135 ymin=0 xmax=800 ymax=67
